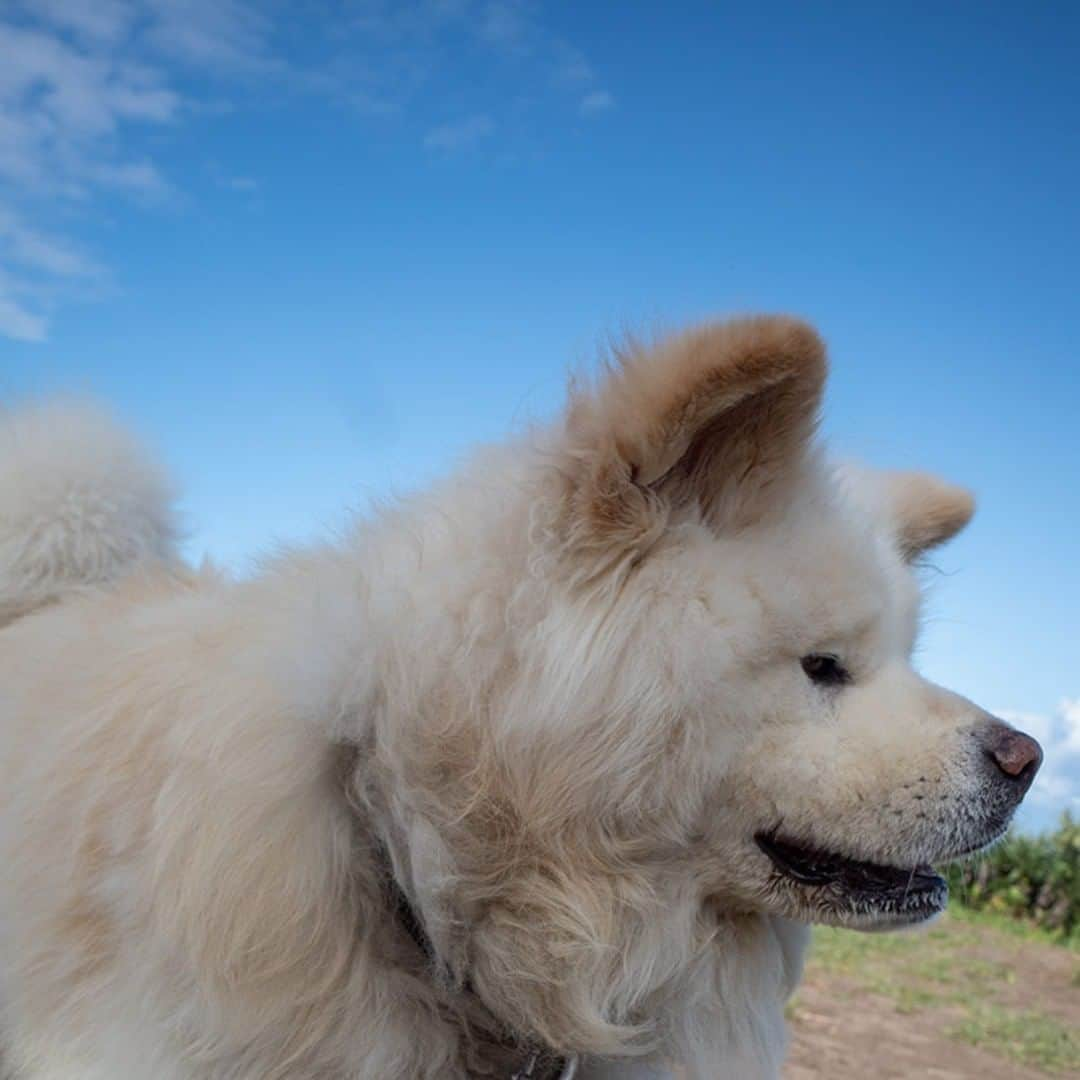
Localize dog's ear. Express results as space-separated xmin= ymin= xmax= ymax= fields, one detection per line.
xmin=557 ymin=315 xmax=826 ymax=567
xmin=882 ymin=471 xmax=975 ymax=560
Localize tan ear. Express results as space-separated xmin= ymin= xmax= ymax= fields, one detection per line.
xmin=885 ymin=471 xmax=975 ymax=559
xmin=558 ymin=315 xmax=826 ymax=566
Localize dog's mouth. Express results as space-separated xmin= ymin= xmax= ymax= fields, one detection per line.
xmin=754 ymin=829 xmax=949 ymax=928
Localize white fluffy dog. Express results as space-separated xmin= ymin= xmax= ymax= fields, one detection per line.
xmin=0 ymin=317 xmax=1041 ymax=1079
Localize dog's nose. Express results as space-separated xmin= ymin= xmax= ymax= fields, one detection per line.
xmin=982 ymin=721 xmax=1043 ymax=790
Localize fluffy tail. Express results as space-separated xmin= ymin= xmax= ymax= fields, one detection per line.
xmin=0 ymin=401 xmax=179 ymax=626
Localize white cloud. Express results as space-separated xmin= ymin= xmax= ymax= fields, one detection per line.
xmin=29 ymin=0 xmax=137 ymax=45
xmin=220 ymin=175 xmax=259 ymax=192
xmin=1060 ymin=697 xmax=1080 ymax=753
xmin=345 ymin=0 xmax=471 ymax=40
xmin=1001 ymin=700 xmax=1080 ymax=822
xmin=476 ymin=0 xmax=532 ymax=53
xmin=0 ymin=208 xmax=106 ymax=341
xmin=85 ymin=159 xmax=172 ymax=198
xmin=551 ymin=41 xmax=594 ymax=87
xmin=349 ymin=92 xmax=401 ymax=118
xmin=0 ymin=209 xmax=103 ymax=278
xmin=424 ymin=114 xmax=494 ymax=151
xmin=579 ymin=89 xmax=615 ymax=114
xmin=0 ymin=1 xmax=263 ymax=341
xmin=0 ymin=24 xmax=179 ymax=189
xmin=141 ymin=0 xmax=274 ymax=72
xmin=0 ymin=275 xmax=47 ymax=342
xmin=340 ymin=2 xmax=607 ymax=128
xmin=0 ymin=9 xmax=184 ymax=203
xmin=0 ymin=1 xmax=609 ymax=340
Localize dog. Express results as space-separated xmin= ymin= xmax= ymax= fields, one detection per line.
xmin=0 ymin=316 xmax=1041 ymax=1079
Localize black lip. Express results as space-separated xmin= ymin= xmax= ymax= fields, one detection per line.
xmin=754 ymin=830 xmax=947 ymax=903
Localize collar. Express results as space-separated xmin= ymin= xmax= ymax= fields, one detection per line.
xmin=376 ymin=841 xmax=578 ymax=1080
xmin=510 ymin=1054 xmax=579 ymax=1079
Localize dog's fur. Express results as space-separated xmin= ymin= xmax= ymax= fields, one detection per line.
xmin=0 ymin=317 xmax=1033 ymax=1078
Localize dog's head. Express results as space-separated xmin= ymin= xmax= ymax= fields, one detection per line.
xmin=366 ymin=316 xmax=1040 ymax=1057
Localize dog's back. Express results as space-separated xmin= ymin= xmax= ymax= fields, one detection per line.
xmin=0 ymin=403 xmax=443 ymax=1080
xmin=0 ymin=405 xmax=191 ymax=1078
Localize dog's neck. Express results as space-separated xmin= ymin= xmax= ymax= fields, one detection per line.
xmin=372 ymin=838 xmax=577 ymax=1080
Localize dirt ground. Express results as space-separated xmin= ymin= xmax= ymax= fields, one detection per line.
xmin=784 ymin=912 xmax=1080 ymax=1078
xmin=787 ymin=975 xmax=1053 ymax=1080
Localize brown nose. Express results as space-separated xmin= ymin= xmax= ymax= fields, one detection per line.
xmin=983 ymin=722 xmax=1043 ymax=787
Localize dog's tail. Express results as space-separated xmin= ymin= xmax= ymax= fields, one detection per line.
xmin=0 ymin=401 xmax=179 ymax=627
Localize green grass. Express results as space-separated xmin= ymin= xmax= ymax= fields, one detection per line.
xmin=796 ymin=905 xmax=1080 ymax=1074
xmin=947 ymin=898 xmax=1080 ymax=952
xmin=948 ymin=1005 xmax=1080 ymax=1075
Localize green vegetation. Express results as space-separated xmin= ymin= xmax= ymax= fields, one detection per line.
xmin=948 ymin=1004 xmax=1079 ymax=1075
xmin=948 ymin=813 xmax=1080 ymax=942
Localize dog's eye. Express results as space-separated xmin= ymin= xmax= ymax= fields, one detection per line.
xmin=801 ymin=653 xmax=851 ymax=687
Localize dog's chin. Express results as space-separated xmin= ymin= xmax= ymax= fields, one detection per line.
xmin=752 ymin=825 xmax=1009 ymax=932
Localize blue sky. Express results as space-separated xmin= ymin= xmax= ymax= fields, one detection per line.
xmin=0 ymin=2 xmax=1077 ymax=829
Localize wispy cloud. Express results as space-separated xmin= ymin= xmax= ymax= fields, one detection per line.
xmin=0 ymin=207 xmax=106 ymax=341
xmin=206 ymin=164 xmax=260 ymax=193
xmin=0 ymin=0 xmax=274 ymax=341
xmin=141 ymin=0 xmax=275 ymax=72
xmin=221 ymin=175 xmax=259 ymax=192
xmin=0 ymin=19 xmax=181 ymax=195
xmin=551 ymin=41 xmax=594 ymax=88
xmin=330 ymin=2 xmax=609 ymax=128
xmin=28 ymin=0 xmax=137 ymax=45
xmin=0 ymin=0 xmax=611 ymax=341
xmin=0 ymin=210 xmax=102 ymax=279
xmin=475 ymin=0 xmax=532 ymax=53
xmin=424 ymin=114 xmax=494 ymax=151
xmin=580 ymin=89 xmax=615 ymax=115
xmin=0 ymin=283 xmax=46 ymax=342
